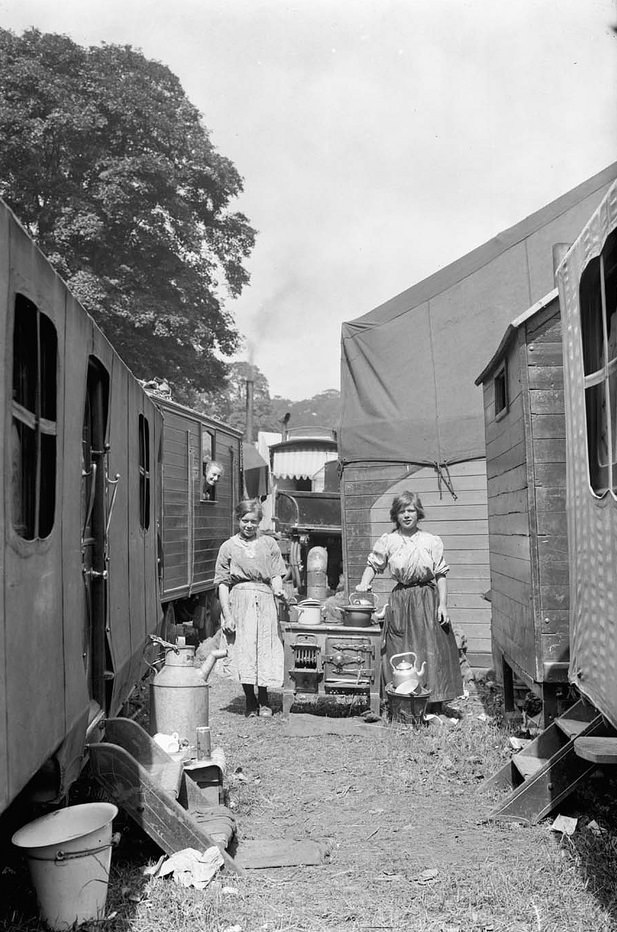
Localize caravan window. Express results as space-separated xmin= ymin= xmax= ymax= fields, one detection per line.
xmin=494 ymin=362 xmax=508 ymax=419
xmin=138 ymin=414 xmax=151 ymax=530
xmin=11 ymin=295 xmax=57 ymax=539
xmin=579 ymin=230 xmax=617 ymax=495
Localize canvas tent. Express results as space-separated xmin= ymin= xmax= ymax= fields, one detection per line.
xmin=340 ymin=162 xmax=617 ymax=469
xmin=339 ymin=163 xmax=617 ymax=669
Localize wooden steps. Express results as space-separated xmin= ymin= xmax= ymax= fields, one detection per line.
xmin=486 ymin=698 xmax=615 ymax=825
xmin=88 ymin=717 xmax=242 ymax=874
xmin=574 ymin=736 xmax=617 ymax=764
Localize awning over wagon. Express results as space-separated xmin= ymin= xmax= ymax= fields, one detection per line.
xmin=271 ymin=446 xmax=338 ymax=480
xmin=339 ymin=163 xmax=617 ymax=467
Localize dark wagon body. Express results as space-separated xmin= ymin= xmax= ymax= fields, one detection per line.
xmin=0 ymin=199 xmax=241 ymax=819
xmin=0 ymin=200 xmax=162 ymax=813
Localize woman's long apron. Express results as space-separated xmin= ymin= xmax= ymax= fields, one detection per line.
xmin=220 ymin=581 xmax=284 ymax=687
xmin=381 ymin=581 xmax=463 ymax=703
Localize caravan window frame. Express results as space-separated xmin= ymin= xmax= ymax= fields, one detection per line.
xmin=579 ymin=230 xmax=617 ymax=498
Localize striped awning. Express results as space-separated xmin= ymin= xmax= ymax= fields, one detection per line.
xmin=271 ymin=448 xmax=338 ymax=480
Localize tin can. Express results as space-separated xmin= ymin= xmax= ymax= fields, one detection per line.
xmin=196 ymin=726 xmax=212 ymax=760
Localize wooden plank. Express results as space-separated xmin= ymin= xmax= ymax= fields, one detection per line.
xmin=487 ymin=487 xmax=528 ymax=516
xmin=234 ymin=838 xmax=329 ymax=869
xmin=448 ymin=577 xmax=491 ymax=593
xmin=88 ymin=741 xmax=242 ymax=873
xmin=486 ymin=441 xmax=527 ymax=480
xmin=487 ymin=463 xmax=528 ymax=494
xmin=537 ymin=512 xmax=568 ymax=535
xmin=489 ymin=533 xmax=531 ymax=561
xmin=534 ymin=440 xmax=566 ymax=464
xmin=536 ymin=610 xmax=568 ymax=635
xmin=537 ymin=535 xmax=569 ymax=560
xmin=536 ymin=489 xmax=567 ymax=512
xmin=529 ymin=390 xmax=565 ymax=415
xmin=528 ymin=368 xmax=565 ymax=390
xmin=485 ymin=398 xmax=524 ymax=448
xmin=539 ymin=584 xmax=569 ymax=609
xmin=490 ymin=552 xmax=531 ymax=583
xmin=447 ymin=592 xmax=492 ymax=610
xmin=526 ymin=309 xmax=561 ymax=342
xmin=526 ymin=342 xmax=564 ymax=366
xmin=344 ymin=490 xmax=488 ymax=510
xmin=489 ymin=513 xmax=530 ymax=536
xmin=574 ymin=737 xmax=617 ymax=764
xmin=540 ymin=632 xmax=569 ymax=662
xmin=531 ymin=414 xmax=566 ymax=440
xmin=491 ymin=569 xmax=532 ymax=606
xmin=534 ymin=462 xmax=566 ymax=487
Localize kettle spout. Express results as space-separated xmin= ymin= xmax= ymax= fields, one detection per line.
xmin=199 ymin=648 xmax=228 ymax=682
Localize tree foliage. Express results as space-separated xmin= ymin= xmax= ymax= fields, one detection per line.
xmin=195 ymin=362 xmax=341 ymax=437
xmin=0 ymin=28 xmax=256 ymax=395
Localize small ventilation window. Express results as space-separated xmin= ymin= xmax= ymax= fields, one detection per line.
xmin=138 ymin=414 xmax=151 ymax=529
xmin=11 ymin=295 xmax=57 ymax=539
xmin=494 ymin=363 xmax=508 ymax=419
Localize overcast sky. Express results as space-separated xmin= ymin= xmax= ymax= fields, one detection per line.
xmin=1 ymin=0 xmax=616 ymax=399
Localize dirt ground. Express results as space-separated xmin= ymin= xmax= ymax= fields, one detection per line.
xmin=166 ymin=667 xmax=617 ymax=932
xmin=3 ymin=663 xmax=617 ymax=932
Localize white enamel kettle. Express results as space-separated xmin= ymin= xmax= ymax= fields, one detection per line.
xmin=390 ymin=651 xmax=426 ymax=692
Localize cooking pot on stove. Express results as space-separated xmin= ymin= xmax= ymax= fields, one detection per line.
xmin=341 ymin=604 xmax=374 ymax=627
xmin=296 ymin=599 xmax=322 ymax=626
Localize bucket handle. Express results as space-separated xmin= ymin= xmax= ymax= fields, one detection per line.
xmin=390 ymin=651 xmax=417 ymax=671
xmin=27 ymin=841 xmax=114 ymax=864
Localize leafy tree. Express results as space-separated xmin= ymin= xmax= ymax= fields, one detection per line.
xmin=195 ymin=361 xmax=278 ymax=434
xmin=271 ymin=389 xmax=341 ymax=432
xmin=194 ymin=361 xmax=341 ymax=437
xmin=0 ymin=28 xmax=255 ymax=396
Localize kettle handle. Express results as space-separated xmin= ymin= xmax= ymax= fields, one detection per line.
xmin=390 ymin=651 xmax=417 ymax=670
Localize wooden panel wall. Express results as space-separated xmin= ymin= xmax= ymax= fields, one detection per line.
xmin=158 ymin=401 xmax=240 ymax=600
xmin=483 ymin=333 xmax=535 ymax=675
xmin=526 ymin=303 xmax=569 ymax=671
xmin=161 ymin=412 xmax=191 ymax=593
xmin=483 ymin=297 xmax=568 ymax=686
xmin=342 ymin=460 xmax=492 ymax=666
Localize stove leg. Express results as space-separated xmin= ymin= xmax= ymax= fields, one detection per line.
xmin=369 ymin=688 xmax=381 ymax=717
xmin=282 ymin=689 xmax=294 ymax=717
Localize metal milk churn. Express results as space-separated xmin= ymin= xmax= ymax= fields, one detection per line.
xmin=306 ymin=545 xmax=328 ymax=601
xmin=149 ymin=645 xmax=214 ymax=750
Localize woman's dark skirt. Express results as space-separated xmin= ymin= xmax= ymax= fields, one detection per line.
xmin=381 ymin=582 xmax=463 ymax=703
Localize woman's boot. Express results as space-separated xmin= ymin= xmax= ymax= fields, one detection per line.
xmin=258 ymin=686 xmax=272 ymax=717
xmin=242 ymin=683 xmax=259 ymax=717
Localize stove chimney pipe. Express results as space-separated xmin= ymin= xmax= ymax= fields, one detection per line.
xmin=245 ymin=374 xmax=254 ymax=443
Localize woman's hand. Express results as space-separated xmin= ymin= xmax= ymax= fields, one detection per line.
xmin=221 ymin=613 xmax=236 ymax=634
xmin=437 ymin=603 xmax=451 ymax=633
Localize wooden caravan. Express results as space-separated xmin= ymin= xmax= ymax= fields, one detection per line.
xmin=340 ymin=164 xmax=617 ymax=670
xmin=0 ymin=200 xmax=162 ymax=814
xmin=153 ymin=394 xmax=242 ymax=634
xmin=475 ymin=290 xmax=569 ymax=721
xmin=557 ymin=181 xmax=617 ymax=729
